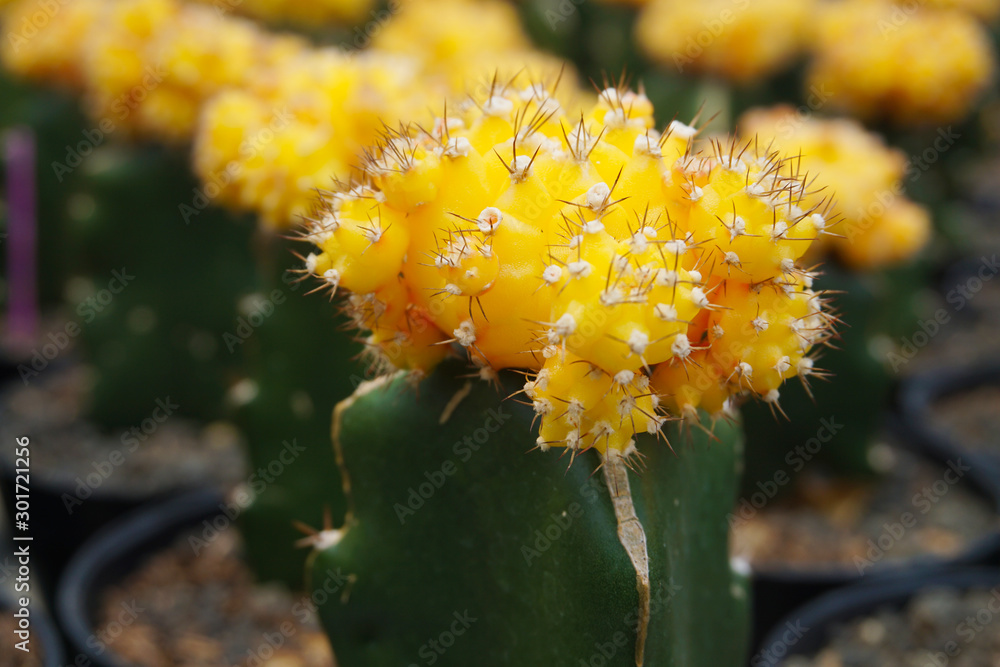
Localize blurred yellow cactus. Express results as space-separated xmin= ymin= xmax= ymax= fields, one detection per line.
xmin=902 ymin=0 xmax=1000 ymax=21
xmin=189 ymin=0 xmax=376 ymax=27
xmin=636 ymin=0 xmax=813 ymax=83
xmin=371 ymin=0 xmax=569 ymax=92
xmin=2 ymin=0 xmax=577 ymax=230
xmin=1 ymin=0 xmax=306 ymax=142
xmin=193 ymin=49 xmax=424 ymax=228
xmin=808 ymin=0 xmax=995 ymax=125
xmin=304 ymin=80 xmax=835 ymax=459
xmin=1 ymin=0 xmax=103 ymax=88
xmin=739 ymin=106 xmax=931 ymax=269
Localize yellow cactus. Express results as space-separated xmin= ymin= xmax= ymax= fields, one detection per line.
xmin=83 ymin=0 xmax=305 ymax=143
xmin=371 ymin=0 xmax=569 ymax=92
xmin=894 ymin=0 xmax=1000 ymax=21
xmin=636 ymin=0 xmax=813 ymax=83
xmin=193 ymin=49 xmax=423 ymax=228
xmin=594 ymin=0 xmax=652 ymax=6
xmin=305 ymin=79 xmax=834 ymax=460
xmin=808 ymin=0 xmax=995 ymax=125
xmin=189 ymin=0 xmax=375 ymax=26
xmin=1 ymin=0 xmax=307 ymax=143
xmin=1 ymin=0 xmax=103 ymax=88
xmin=739 ymin=105 xmax=931 ymax=270
xmin=189 ymin=0 xmax=578 ymax=230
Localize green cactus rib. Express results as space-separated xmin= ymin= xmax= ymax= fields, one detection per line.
xmin=311 ymin=359 xmax=748 ymax=667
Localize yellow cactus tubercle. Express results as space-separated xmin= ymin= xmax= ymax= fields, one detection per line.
xmin=808 ymin=0 xmax=996 ymax=125
xmin=636 ymin=0 xmax=813 ymax=83
xmin=305 ymin=80 xmax=835 ymax=460
xmin=739 ymin=106 xmax=931 ymax=270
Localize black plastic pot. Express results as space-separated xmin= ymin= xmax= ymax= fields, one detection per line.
xmin=0 ymin=589 xmax=66 ymax=667
xmin=57 ymin=488 xmax=224 ymax=667
xmin=748 ymin=420 xmax=1000 ymax=653
xmin=0 ymin=366 xmax=234 ymax=595
xmin=754 ymin=567 xmax=1000 ymax=666
xmin=898 ymin=360 xmax=1000 ymax=474
xmin=0 ymin=467 xmax=183 ymax=600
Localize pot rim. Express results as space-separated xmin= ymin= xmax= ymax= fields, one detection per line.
xmin=57 ymin=488 xmax=224 ymax=667
xmin=749 ymin=412 xmax=1000 ymax=585
xmin=756 ymin=566 xmax=1000 ymax=663
xmin=0 ymin=589 xmax=66 ymax=667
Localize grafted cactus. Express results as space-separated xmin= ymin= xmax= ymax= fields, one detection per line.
xmin=300 ymin=78 xmax=835 ymax=665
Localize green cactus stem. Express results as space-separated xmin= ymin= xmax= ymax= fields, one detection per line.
xmin=233 ymin=234 xmax=361 ymax=587
xmin=309 ymin=360 xmax=749 ymax=667
xmin=64 ymin=144 xmax=257 ymax=429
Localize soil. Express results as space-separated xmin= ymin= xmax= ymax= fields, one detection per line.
xmin=897 ymin=303 xmax=1000 ymax=379
xmin=783 ymin=586 xmax=1000 ymax=667
xmin=930 ymin=384 xmax=1000 ymax=456
xmin=95 ymin=526 xmax=335 ymax=667
xmin=0 ymin=365 xmax=247 ymax=495
xmin=897 ymin=258 xmax=1000 ymax=379
xmin=732 ymin=440 xmax=997 ymax=569
xmin=0 ymin=611 xmax=44 ymax=666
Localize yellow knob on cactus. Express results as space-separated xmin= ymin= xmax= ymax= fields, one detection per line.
xmin=305 ymin=79 xmax=835 ymax=460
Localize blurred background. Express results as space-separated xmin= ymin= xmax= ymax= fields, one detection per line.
xmin=1 ymin=0 xmax=1000 ymax=665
